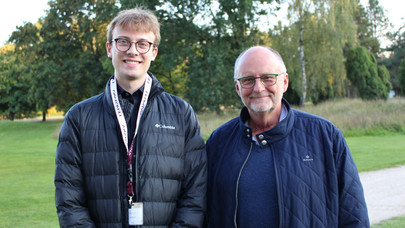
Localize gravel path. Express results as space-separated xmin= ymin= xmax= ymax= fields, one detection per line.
xmin=359 ymin=165 xmax=405 ymax=225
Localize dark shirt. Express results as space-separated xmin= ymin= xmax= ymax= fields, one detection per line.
xmin=117 ymin=84 xmax=144 ymax=143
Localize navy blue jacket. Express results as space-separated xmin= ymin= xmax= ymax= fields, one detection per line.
xmin=206 ymin=99 xmax=369 ymax=228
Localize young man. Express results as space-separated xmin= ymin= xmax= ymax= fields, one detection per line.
xmin=55 ymin=7 xmax=206 ymax=227
xmin=206 ymin=46 xmax=369 ymax=227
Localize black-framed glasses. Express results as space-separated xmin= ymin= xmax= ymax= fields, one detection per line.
xmin=236 ymin=72 xmax=286 ymax=89
xmin=112 ymin=38 xmax=154 ymax=53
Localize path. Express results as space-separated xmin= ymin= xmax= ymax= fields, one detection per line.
xmin=359 ymin=165 xmax=405 ymax=225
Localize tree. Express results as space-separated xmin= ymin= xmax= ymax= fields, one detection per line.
xmin=8 ymin=21 xmax=55 ymax=121
xmin=0 ymin=45 xmax=36 ymax=120
xmin=346 ymin=46 xmax=390 ymax=100
xmin=366 ymin=0 xmax=389 ymax=40
xmin=377 ymin=64 xmax=392 ymax=99
xmin=38 ymin=0 xmax=117 ymax=112
xmin=185 ymin=0 xmax=281 ymax=112
xmin=274 ymin=0 xmax=358 ymax=105
xmin=384 ymin=25 xmax=405 ymax=95
xmin=354 ymin=3 xmax=380 ymax=55
xmin=398 ymin=58 xmax=405 ymax=95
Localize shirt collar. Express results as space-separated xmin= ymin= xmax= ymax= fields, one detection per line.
xmin=117 ymin=83 xmax=144 ymax=95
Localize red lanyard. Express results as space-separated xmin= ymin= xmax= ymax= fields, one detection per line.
xmin=110 ymin=76 xmax=152 ymax=196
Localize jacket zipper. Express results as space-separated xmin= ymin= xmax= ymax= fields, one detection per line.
xmin=133 ymin=101 xmax=153 ymax=228
xmin=234 ymin=142 xmax=254 ymax=228
xmin=272 ymin=146 xmax=282 ymax=228
xmin=134 ymin=96 xmax=153 ymax=203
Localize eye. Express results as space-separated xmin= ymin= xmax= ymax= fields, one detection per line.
xmin=242 ymin=77 xmax=255 ymax=84
xmin=117 ymin=39 xmax=129 ymax=45
xmin=262 ymin=75 xmax=274 ymax=82
xmin=137 ymin=41 xmax=149 ymax=48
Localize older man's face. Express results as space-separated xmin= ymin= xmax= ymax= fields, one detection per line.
xmin=234 ymin=47 xmax=288 ymax=115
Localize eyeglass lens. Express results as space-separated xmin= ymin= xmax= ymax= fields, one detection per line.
xmin=115 ymin=39 xmax=151 ymax=53
xmin=241 ymin=75 xmax=276 ymax=88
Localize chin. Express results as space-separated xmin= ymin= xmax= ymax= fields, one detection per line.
xmin=250 ymin=105 xmax=273 ymax=113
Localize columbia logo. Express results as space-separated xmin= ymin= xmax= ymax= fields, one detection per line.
xmin=155 ymin=124 xmax=176 ymax=130
xmin=303 ymin=155 xmax=313 ymax=162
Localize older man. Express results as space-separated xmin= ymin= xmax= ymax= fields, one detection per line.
xmin=206 ymin=46 xmax=369 ymax=227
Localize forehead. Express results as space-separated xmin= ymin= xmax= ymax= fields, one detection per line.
xmin=112 ymin=25 xmax=155 ymax=40
xmin=237 ymin=48 xmax=282 ymax=76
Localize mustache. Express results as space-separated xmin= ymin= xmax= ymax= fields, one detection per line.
xmin=248 ymin=92 xmax=273 ymax=98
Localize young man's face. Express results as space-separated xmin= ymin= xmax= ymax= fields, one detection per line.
xmin=106 ymin=25 xmax=158 ymax=82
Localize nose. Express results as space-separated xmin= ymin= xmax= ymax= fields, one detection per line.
xmin=252 ymin=78 xmax=265 ymax=92
xmin=127 ymin=42 xmax=139 ymax=55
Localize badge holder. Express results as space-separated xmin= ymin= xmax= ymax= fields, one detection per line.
xmin=128 ymin=196 xmax=143 ymax=225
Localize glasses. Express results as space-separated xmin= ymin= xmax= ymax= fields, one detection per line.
xmin=112 ymin=38 xmax=154 ymax=53
xmin=237 ymin=72 xmax=286 ymax=89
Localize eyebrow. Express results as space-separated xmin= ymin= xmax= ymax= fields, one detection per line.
xmin=115 ymin=36 xmax=151 ymax=42
xmin=241 ymin=73 xmax=280 ymax=77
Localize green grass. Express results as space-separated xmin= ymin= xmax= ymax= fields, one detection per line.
xmin=1 ymin=98 xmax=405 ymax=227
xmin=372 ymin=216 xmax=405 ymax=228
xmin=347 ymin=134 xmax=405 ymax=172
xmin=0 ymin=120 xmax=60 ymax=227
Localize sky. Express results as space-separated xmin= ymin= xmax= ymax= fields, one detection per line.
xmin=0 ymin=0 xmax=404 ymax=46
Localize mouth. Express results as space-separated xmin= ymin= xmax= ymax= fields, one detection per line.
xmin=124 ymin=60 xmax=142 ymax=64
xmin=250 ymin=93 xmax=272 ymax=99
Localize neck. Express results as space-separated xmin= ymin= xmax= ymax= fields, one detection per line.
xmin=248 ymin=106 xmax=282 ymax=136
xmin=116 ymin=75 xmax=146 ymax=94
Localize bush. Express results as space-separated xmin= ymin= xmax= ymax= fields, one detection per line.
xmin=346 ymin=46 xmax=391 ymax=100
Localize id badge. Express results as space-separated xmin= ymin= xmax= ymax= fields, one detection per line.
xmin=129 ymin=202 xmax=143 ymax=225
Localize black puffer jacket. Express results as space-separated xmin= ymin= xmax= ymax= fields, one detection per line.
xmin=55 ymin=74 xmax=207 ymax=228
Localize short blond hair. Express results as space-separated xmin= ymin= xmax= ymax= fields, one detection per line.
xmin=107 ymin=7 xmax=161 ymax=46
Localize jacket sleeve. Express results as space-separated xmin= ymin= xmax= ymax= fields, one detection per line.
xmin=171 ymin=105 xmax=207 ymax=228
xmin=334 ymin=130 xmax=370 ymax=228
xmin=54 ymin=109 xmax=96 ymax=228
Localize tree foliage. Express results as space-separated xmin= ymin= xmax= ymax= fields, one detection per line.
xmin=0 ymin=45 xmax=36 ymax=120
xmin=384 ymin=25 xmax=405 ymax=94
xmin=366 ymin=0 xmax=389 ymax=39
xmin=0 ymin=0 xmax=400 ymax=119
xmin=185 ymin=0 xmax=280 ymax=112
xmin=37 ymin=0 xmax=117 ymax=112
xmin=272 ymin=0 xmax=358 ymax=105
xmin=346 ymin=46 xmax=391 ymax=100
xmin=354 ymin=4 xmax=380 ymax=55
xmin=398 ymin=58 xmax=405 ymax=95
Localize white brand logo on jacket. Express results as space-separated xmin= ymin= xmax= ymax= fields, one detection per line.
xmin=155 ymin=124 xmax=176 ymax=130
xmin=303 ymin=155 xmax=314 ymax=162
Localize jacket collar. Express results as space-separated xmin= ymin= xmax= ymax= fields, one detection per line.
xmin=238 ymin=98 xmax=294 ymax=145
xmin=104 ymin=72 xmax=165 ymax=116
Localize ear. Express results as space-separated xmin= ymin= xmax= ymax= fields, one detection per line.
xmin=282 ymin=73 xmax=289 ymax=93
xmin=151 ymin=47 xmax=158 ymax=61
xmin=234 ymin=79 xmax=242 ymax=97
xmin=106 ymin=41 xmax=112 ymax=58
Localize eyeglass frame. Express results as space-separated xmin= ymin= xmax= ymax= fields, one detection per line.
xmin=236 ymin=72 xmax=286 ymax=89
xmin=111 ymin=38 xmax=154 ymax=54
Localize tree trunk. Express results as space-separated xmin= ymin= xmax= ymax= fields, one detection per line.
xmin=299 ymin=22 xmax=307 ymax=107
xmin=42 ymin=110 xmax=47 ymax=122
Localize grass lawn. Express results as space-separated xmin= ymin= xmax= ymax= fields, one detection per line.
xmin=372 ymin=216 xmax=405 ymax=228
xmin=0 ymin=117 xmax=404 ymax=227
xmin=0 ymin=121 xmax=60 ymax=227
xmin=346 ymin=134 xmax=405 ymax=172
